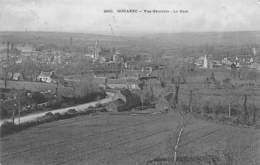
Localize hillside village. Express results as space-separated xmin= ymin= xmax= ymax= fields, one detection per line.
xmin=1 ymin=0 xmax=260 ymax=163
xmin=1 ymin=38 xmax=260 ymax=118
xmin=0 ymin=32 xmax=260 ymax=165
xmin=0 ymin=39 xmax=164 ymax=119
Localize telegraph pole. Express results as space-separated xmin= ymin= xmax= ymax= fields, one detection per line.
xmin=15 ymin=91 xmax=21 ymax=125
xmin=55 ymin=81 xmax=59 ymax=96
xmin=18 ymin=90 xmax=22 ymax=125
xmin=4 ymin=42 xmax=10 ymax=88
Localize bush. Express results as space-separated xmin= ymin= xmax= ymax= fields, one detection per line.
xmin=180 ymin=103 xmax=189 ymax=113
xmin=45 ymin=112 xmax=54 ymax=117
xmin=48 ymin=101 xmax=62 ymax=109
xmin=95 ymin=103 xmax=103 ymax=108
xmin=0 ymin=102 xmax=16 ymax=119
xmin=120 ymin=89 xmax=142 ymax=110
xmin=205 ymin=114 xmax=214 ymax=120
xmin=232 ymin=117 xmax=241 ymax=125
xmin=1 ymin=121 xmax=15 ymax=134
xmin=191 ymin=105 xmax=202 ymax=114
xmin=32 ymin=92 xmax=46 ymax=104
xmin=217 ymin=115 xmax=230 ymax=123
xmin=213 ymin=104 xmax=226 ymax=115
xmin=230 ymin=107 xmax=240 ymax=116
xmin=53 ymin=113 xmax=62 ymax=119
xmin=0 ymin=108 xmax=9 ymax=119
xmin=61 ymin=102 xmax=70 ymax=108
xmin=60 ymin=109 xmax=78 ymax=119
xmin=99 ymin=108 xmax=107 ymax=112
xmin=202 ymin=104 xmax=212 ymax=114
xmin=67 ymin=109 xmax=77 ymax=114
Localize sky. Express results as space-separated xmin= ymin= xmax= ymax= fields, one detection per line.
xmin=0 ymin=0 xmax=260 ymax=34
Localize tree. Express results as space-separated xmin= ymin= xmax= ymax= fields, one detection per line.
xmin=139 ymin=81 xmax=154 ymax=107
xmin=224 ymin=83 xmax=238 ymax=118
xmin=243 ymin=94 xmax=249 ymax=125
xmin=252 ymin=105 xmax=258 ymax=125
xmin=171 ymin=75 xmax=182 ymax=109
xmin=72 ymin=77 xmax=101 ymax=99
xmin=210 ymin=72 xmax=216 ymax=82
xmin=20 ymin=59 xmax=39 ymax=81
xmin=15 ymin=90 xmax=24 ymax=125
xmin=155 ymin=94 xmax=169 ymax=112
xmin=188 ymin=90 xmax=193 ymax=113
xmin=161 ymin=64 xmax=186 ymax=111
xmin=174 ymin=79 xmax=180 ymax=109
xmin=32 ymin=92 xmax=46 ymax=104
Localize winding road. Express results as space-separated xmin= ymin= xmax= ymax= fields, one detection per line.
xmin=0 ymin=91 xmax=120 ymax=126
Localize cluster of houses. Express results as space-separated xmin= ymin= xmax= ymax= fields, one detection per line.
xmin=193 ymin=51 xmax=260 ymax=71
xmin=0 ymin=43 xmax=74 ymax=66
xmin=84 ymin=41 xmax=124 ymax=64
xmin=0 ymin=40 xmax=165 ymax=92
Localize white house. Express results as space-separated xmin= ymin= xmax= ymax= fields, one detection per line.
xmin=195 ymin=55 xmax=208 ymax=68
xmin=202 ymin=55 xmax=208 ymax=68
xmin=37 ymin=71 xmax=56 ymax=83
xmin=13 ymin=73 xmax=23 ymax=81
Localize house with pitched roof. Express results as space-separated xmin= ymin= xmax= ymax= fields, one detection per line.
xmin=37 ymin=71 xmax=57 ymax=83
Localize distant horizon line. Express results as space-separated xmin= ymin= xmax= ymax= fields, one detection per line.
xmin=0 ymin=30 xmax=260 ymax=36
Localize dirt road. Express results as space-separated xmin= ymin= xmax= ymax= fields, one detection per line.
xmin=0 ymin=92 xmax=118 ymax=126
xmin=0 ymin=112 xmax=259 ymax=165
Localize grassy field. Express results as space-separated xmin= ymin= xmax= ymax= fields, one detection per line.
xmin=0 ymin=111 xmax=259 ymax=165
xmin=0 ymin=80 xmax=73 ymax=96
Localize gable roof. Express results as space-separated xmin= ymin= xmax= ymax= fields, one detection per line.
xmin=38 ymin=71 xmax=54 ymax=78
xmin=13 ymin=72 xmax=22 ymax=78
